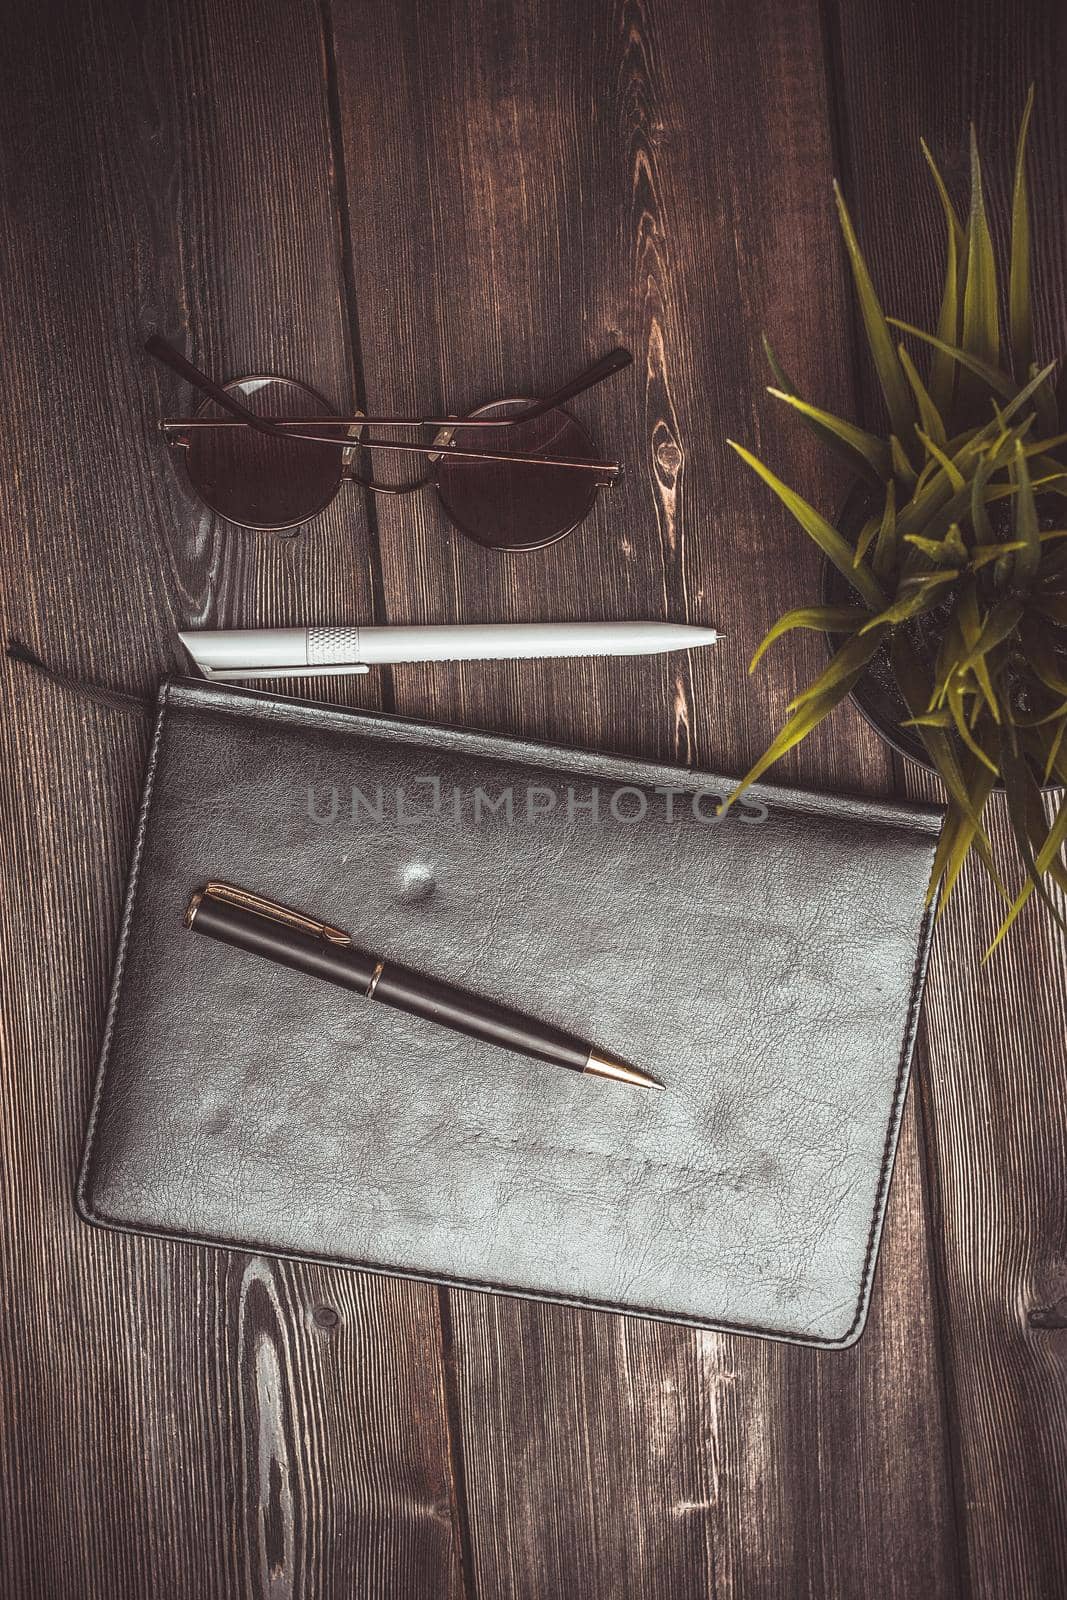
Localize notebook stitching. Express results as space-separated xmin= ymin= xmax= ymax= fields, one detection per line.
xmin=79 ymin=685 xmax=938 ymax=1346
xmin=835 ymin=890 xmax=936 ymax=1342
xmin=76 ymin=682 xmax=171 ymax=1211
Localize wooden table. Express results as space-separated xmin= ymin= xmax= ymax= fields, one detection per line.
xmin=2 ymin=2 xmax=1064 ymax=1595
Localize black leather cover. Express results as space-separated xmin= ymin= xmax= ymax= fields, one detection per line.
xmin=77 ymin=678 xmax=942 ymax=1347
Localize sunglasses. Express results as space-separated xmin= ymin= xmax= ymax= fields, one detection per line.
xmin=149 ymin=336 xmax=630 ymax=551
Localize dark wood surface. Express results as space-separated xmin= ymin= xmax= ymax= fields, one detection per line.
xmin=0 ymin=1 xmax=1063 ymax=1595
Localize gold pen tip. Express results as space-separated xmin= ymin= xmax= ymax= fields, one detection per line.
xmin=584 ymin=1050 xmax=664 ymax=1091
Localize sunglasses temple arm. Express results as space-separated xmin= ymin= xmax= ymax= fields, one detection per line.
xmin=349 ymin=437 xmax=619 ymax=474
xmin=145 ymin=335 xmax=287 ymax=440
xmin=161 ymin=417 xmax=617 ymax=474
xmin=149 ymin=336 xmax=632 ymax=436
xmin=514 ymin=347 xmax=633 ymax=424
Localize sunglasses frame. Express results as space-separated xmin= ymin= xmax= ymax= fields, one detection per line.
xmin=154 ymin=336 xmax=630 ymax=546
xmin=168 ymin=375 xmax=608 ymax=545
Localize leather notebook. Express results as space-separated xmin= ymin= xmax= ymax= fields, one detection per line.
xmin=78 ymin=678 xmax=942 ymax=1347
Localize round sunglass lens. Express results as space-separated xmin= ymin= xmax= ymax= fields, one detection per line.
xmin=432 ymin=399 xmax=602 ymax=551
xmin=183 ymin=376 xmax=346 ymax=532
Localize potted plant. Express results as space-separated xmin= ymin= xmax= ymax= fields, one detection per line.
xmin=728 ymin=89 xmax=1067 ymax=954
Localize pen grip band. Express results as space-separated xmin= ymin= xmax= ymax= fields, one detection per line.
xmin=188 ymin=892 xmax=378 ymax=991
xmin=308 ymin=624 xmax=360 ymax=665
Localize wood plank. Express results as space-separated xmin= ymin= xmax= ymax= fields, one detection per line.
xmin=0 ymin=3 xmax=460 ymax=1595
xmin=331 ymin=1 xmax=959 ymax=1594
xmin=829 ymin=2 xmax=1067 ymax=1595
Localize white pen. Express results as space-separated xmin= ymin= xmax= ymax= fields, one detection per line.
xmin=177 ymin=621 xmax=720 ymax=680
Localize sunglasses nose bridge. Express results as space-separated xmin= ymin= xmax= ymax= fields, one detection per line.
xmin=159 ymin=420 xmax=191 ymax=449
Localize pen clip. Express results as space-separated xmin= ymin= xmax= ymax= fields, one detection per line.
xmin=196 ymin=663 xmax=372 ymax=681
xmin=195 ymin=881 xmax=353 ymax=945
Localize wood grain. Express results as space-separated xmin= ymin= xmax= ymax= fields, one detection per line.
xmin=2 ymin=0 xmax=1064 ymax=1595
xmin=331 ymin=2 xmax=957 ymax=1595
xmin=828 ymin=2 xmax=1067 ymax=1594
xmin=0 ymin=3 xmax=460 ymax=1596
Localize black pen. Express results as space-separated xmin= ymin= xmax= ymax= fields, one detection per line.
xmin=185 ymin=882 xmax=664 ymax=1091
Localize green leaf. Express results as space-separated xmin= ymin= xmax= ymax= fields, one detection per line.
xmin=891 ymin=435 xmax=917 ymax=487
xmin=896 ymin=443 xmax=979 ymax=542
xmin=761 ymin=334 xmax=793 ymax=390
xmin=1009 ymin=85 xmax=1035 ymax=380
xmin=916 ymin=430 xmax=965 ymax=490
xmin=1016 ymin=698 xmax=1067 ymax=729
xmin=921 ymin=138 xmax=966 ymax=417
xmin=1024 ymin=457 xmax=1067 ymax=483
xmin=1029 ymin=362 xmax=1060 ymax=438
xmin=873 ymin=479 xmax=898 ymax=582
xmin=891 ymin=632 xmax=1001 ymax=868
xmin=899 ymin=567 xmax=961 ymax=591
xmin=1019 ymin=615 xmax=1067 ymax=696
xmin=859 ymin=570 xmax=958 ymax=632
xmin=956 ymin=579 xmax=982 ymax=648
xmin=992 ymin=360 xmax=1060 ymax=429
xmin=854 ymin=513 xmax=880 ymax=567
xmin=724 ymin=665 xmax=870 ymax=809
xmin=786 ymin=627 xmax=886 ymax=712
xmin=947 ymin=677 xmax=998 ymax=772
xmin=961 ymin=125 xmax=1000 ymax=386
xmin=911 ymin=480 xmax=989 ymax=545
xmin=761 ymin=337 xmax=885 ymax=489
xmin=906 ymin=523 xmax=968 ymax=564
xmin=920 ymin=139 xmax=967 ymax=256
xmin=832 ymin=181 xmax=917 ymax=444
xmin=970 ymin=451 xmax=994 ymax=544
xmin=923 ymin=364 xmax=1055 ymax=522
xmin=912 ymin=457 xmax=941 ymax=499
xmin=971 ymin=539 xmax=1026 ymax=570
xmin=1011 ymin=439 xmax=1041 ymax=587
xmin=988 ymin=411 xmax=1031 ymax=465
xmin=985 ymin=475 xmax=1060 ymax=504
xmin=888 ymin=318 xmax=1016 ymax=399
xmin=748 ymin=605 xmax=869 ymax=673
xmin=1043 ymin=714 xmax=1067 ymax=784
xmin=902 ymin=709 xmax=952 ymax=729
xmin=987 ymin=787 xmax=1067 ymax=955
xmin=898 ymin=342 xmax=948 ymax=447
xmin=1023 ymin=467 xmax=1067 ymax=492
xmin=929 ymin=601 xmax=969 ymax=712
xmin=932 ymin=760 xmax=1003 ymax=909
xmin=1024 ymin=429 xmax=1067 ymax=459
xmin=987 ymin=723 xmax=1067 ymax=958
xmin=766 ymin=388 xmax=891 ymax=479
xmin=960 ymin=597 xmax=1025 ymax=670
xmin=904 ymin=418 xmax=1031 ymax=552
xmin=945 ymin=522 xmax=970 ymax=563
xmin=727 ymin=440 xmax=887 ymax=609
